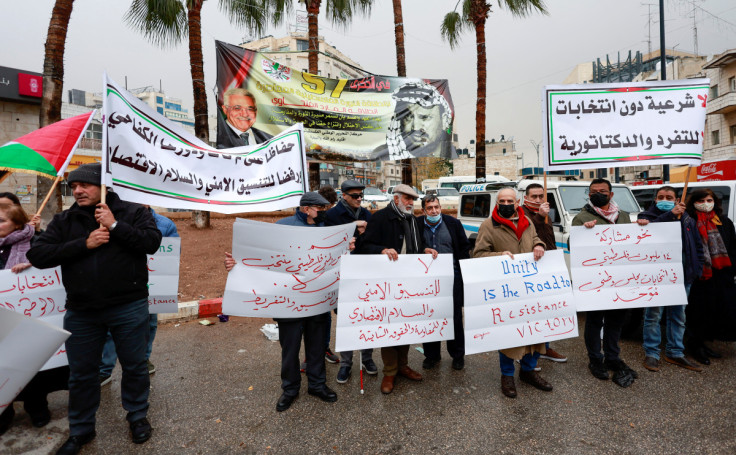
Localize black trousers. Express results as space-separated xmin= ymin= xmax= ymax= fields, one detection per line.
xmin=277 ymin=313 xmax=328 ymax=397
xmin=423 ymin=271 xmax=465 ymax=360
xmin=584 ymin=309 xmax=627 ymax=362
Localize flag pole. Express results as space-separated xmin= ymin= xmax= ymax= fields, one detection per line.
xmin=34 ymin=175 xmax=64 ymax=218
xmin=0 ymin=171 xmax=11 ymax=185
xmin=543 ymin=171 xmax=549 ymax=223
xmin=99 ymin=184 xmax=107 ymax=228
xmin=681 ymin=166 xmax=693 ymax=202
xmin=359 ymin=351 xmax=364 ymax=395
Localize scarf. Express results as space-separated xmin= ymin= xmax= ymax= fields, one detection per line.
xmin=696 ymin=210 xmax=731 ymax=279
xmin=491 ymin=206 xmax=530 ymax=240
xmin=389 ymin=200 xmax=420 ymax=254
xmin=338 ymin=198 xmax=361 ymax=220
xmin=523 ymin=198 xmax=541 ymax=213
xmin=0 ymin=223 xmax=34 ymax=269
xmin=591 ymin=199 xmax=620 ymax=224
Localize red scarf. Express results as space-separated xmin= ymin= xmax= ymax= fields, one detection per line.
xmin=696 ymin=210 xmax=732 ymax=279
xmin=523 ymin=197 xmax=541 ymax=213
xmin=492 ymin=206 xmax=530 ymax=240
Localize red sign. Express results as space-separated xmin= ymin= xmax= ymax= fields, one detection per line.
xmin=697 ymin=160 xmax=736 ymax=182
xmin=17 ymin=73 xmax=42 ymax=97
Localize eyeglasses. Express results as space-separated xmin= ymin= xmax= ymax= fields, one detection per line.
xmin=345 ymin=193 xmax=364 ymax=199
xmin=226 ymin=105 xmax=256 ymax=114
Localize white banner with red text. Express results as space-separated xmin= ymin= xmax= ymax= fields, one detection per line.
xmin=147 ymin=237 xmax=181 ymax=314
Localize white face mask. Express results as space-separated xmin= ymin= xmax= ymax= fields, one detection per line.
xmin=694 ymin=201 xmax=714 ymax=213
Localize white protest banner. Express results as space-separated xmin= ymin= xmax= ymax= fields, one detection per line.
xmin=570 ymin=222 xmax=687 ymax=311
xmin=460 ymin=250 xmax=578 ymax=354
xmin=147 ymin=237 xmax=181 ymax=314
xmin=0 ymin=267 xmax=68 ymax=370
xmin=102 ymin=74 xmax=308 ymax=213
xmin=222 ymin=219 xmax=354 ymax=318
xmin=335 ymin=254 xmax=454 ymax=352
xmin=543 ymin=79 xmax=709 ymax=171
xmin=0 ymin=308 xmax=70 ymax=411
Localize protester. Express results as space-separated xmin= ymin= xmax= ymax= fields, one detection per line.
xmin=417 ymin=194 xmax=470 ymax=371
xmin=638 ymin=186 xmax=704 ymax=372
xmin=356 ymin=184 xmax=438 ymax=394
xmin=572 ymin=178 xmax=648 ymax=388
xmin=473 ymin=187 xmax=551 ymax=398
xmin=216 ymin=88 xmax=273 ymax=148
xmin=225 ymin=192 xmax=340 ymax=412
xmin=100 ymin=206 xmax=179 ymax=385
xmin=324 ymin=180 xmax=377 ymax=383
xmin=0 ymin=192 xmax=42 ymax=233
xmin=318 ymin=185 xmax=338 ymax=207
xmin=27 ymin=163 xmax=162 ymax=454
xmin=684 ymin=188 xmax=736 ymax=364
xmin=519 ymin=183 xmax=568 ymax=365
xmin=314 ymin=185 xmax=339 ymax=365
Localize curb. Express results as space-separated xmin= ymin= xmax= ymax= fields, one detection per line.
xmin=157 ymin=298 xmax=222 ymax=323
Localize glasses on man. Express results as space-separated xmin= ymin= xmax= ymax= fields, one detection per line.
xmin=226 ymin=105 xmax=256 ymax=114
xmin=345 ymin=193 xmax=364 ymax=199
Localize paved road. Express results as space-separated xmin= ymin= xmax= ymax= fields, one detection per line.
xmin=4 ymin=315 xmax=736 ymax=454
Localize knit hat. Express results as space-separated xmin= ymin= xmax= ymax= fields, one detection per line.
xmin=67 ymin=162 xmax=102 ymax=186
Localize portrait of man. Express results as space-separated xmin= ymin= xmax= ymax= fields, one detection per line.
xmin=216 ymin=88 xmax=273 ymax=149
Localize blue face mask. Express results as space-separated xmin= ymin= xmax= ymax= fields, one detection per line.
xmin=656 ymin=200 xmax=675 ymax=211
xmin=426 ymin=214 xmax=441 ymax=224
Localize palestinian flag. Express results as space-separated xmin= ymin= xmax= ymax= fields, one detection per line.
xmin=0 ymin=110 xmax=96 ymax=178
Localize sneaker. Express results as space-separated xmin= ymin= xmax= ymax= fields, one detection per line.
xmin=540 ymin=348 xmax=567 ymax=363
xmin=515 ymin=359 xmax=541 ymax=372
xmin=336 ymin=366 xmax=351 ymax=383
xmin=361 ymin=359 xmax=378 ymax=375
xmin=147 ymin=360 xmax=156 ymax=375
xmin=300 ymin=360 xmax=306 ymax=373
xmin=325 ymin=348 xmax=339 ymax=364
xmin=100 ymin=374 xmax=112 ymax=387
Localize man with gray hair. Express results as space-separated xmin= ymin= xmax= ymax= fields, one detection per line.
xmin=216 ymin=87 xmax=273 ymax=148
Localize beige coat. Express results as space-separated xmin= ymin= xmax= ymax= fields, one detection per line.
xmin=472 ymin=215 xmax=546 ymax=360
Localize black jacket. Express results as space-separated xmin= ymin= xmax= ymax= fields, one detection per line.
xmin=324 ymin=200 xmax=372 ymax=227
xmin=356 ymin=205 xmax=426 ymax=255
xmin=416 ymin=214 xmax=471 ymax=264
xmin=27 ymin=192 xmax=162 ymax=311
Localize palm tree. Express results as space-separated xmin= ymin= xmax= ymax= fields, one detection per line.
xmin=391 ymin=0 xmax=413 ymax=187
xmin=38 ymin=0 xmax=75 ymax=218
xmin=441 ymin=0 xmax=546 ymax=180
xmin=126 ymin=0 xmax=267 ymax=227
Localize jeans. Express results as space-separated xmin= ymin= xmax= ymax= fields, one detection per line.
xmin=64 ymin=299 xmax=150 ymax=436
xmin=499 ymin=352 xmax=540 ymax=376
xmin=642 ymin=284 xmax=691 ymax=359
xmin=100 ymin=313 xmax=157 ymax=376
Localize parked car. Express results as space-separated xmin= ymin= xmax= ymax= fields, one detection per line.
xmin=362 ymin=187 xmax=390 ymax=209
xmin=422 ymin=187 xmax=460 ymax=211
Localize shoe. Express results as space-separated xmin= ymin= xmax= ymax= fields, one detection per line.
xmin=381 ymin=375 xmax=395 ymax=394
xmin=129 ymin=417 xmax=152 ymax=444
xmin=501 ymin=375 xmax=517 ymax=398
xmin=691 ymin=347 xmax=711 ymax=365
xmin=519 ymin=370 xmax=553 ymax=391
xmin=515 ymin=359 xmax=540 ymax=371
xmin=643 ymin=356 xmax=660 ymax=372
xmin=308 ymin=386 xmax=337 ymax=403
xmin=606 ymin=359 xmax=638 ymax=379
xmin=703 ymin=345 xmax=722 ymax=359
xmin=611 ymin=368 xmax=635 ymax=388
xmin=665 ymin=355 xmax=703 ymax=372
xmin=588 ymin=358 xmax=609 ymax=380
xmin=540 ymin=348 xmax=568 ymax=362
xmin=361 ymin=359 xmax=378 ymax=375
xmin=325 ymin=348 xmax=339 ymax=364
xmin=336 ymin=366 xmax=351 ymax=383
xmin=29 ymin=408 xmax=51 ymax=428
xmin=147 ymin=360 xmax=156 ymax=375
xmin=0 ymin=406 xmax=14 ymax=436
xmin=55 ymin=431 xmax=96 ymax=455
xmin=99 ymin=374 xmax=112 ymax=387
xmin=397 ymin=366 xmax=423 ymax=381
xmin=422 ymin=357 xmax=440 ymax=369
xmin=300 ymin=360 xmax=307 ymax=373
xmin=451 ymin=357 xmax=464 ymax=370
xmin=276 ymin=393 xmax=297 ymax=412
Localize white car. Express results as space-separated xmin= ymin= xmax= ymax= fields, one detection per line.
xmin=422 ymin=187 xmax=460 ymax=210
xmin=361 ymin=187 xmax=390 ymax=209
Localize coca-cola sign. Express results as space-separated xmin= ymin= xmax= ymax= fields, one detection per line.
xmin=697 ymin=160 xmax=736 ymax=181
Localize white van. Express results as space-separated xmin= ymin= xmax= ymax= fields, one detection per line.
xmin=631 ymin=181 xmax=736 ymax=221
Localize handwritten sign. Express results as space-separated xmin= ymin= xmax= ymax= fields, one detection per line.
xmin=147 ymin=237 xmax=181 ymax=314
xmin=335 ymin=254 xmax=454 ymax=351
xmin=102 ymin=74 xmax=308 ymax=213
xmin=0 ymin=308 xmax=70 ymax=411
xmin=570 ymin=222 xmax=687 ymax=311
xmin=222 ymin=219 xmax=355 ymax=318
xmin=543 ymin=79 xmax=709 ymax=171
xmin=460 ymin=250 xmax=578 ymax=354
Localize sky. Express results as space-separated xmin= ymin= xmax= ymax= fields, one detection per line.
xmin=1 ymin=0 xmax=735 ymax=167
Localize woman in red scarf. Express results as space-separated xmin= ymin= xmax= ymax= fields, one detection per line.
xmin=685 ymin=188 xmax=736 ymax=365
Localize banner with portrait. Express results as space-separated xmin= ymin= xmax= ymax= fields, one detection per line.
xmin=215 ymin=40 xmax=456 ymax=161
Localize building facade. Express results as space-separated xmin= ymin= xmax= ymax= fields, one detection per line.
xmin=703 ymin=49 xmax=736 ymax=162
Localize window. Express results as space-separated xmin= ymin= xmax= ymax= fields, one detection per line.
xmin=730 ymin=76 xmax=736 ymax=92
xmin=502 ymin=148 xmax=507 ymax=155
xmin=259 ymin=46 xmax=270 ymax=52
xmin=157 ymin=107 xmax=164 ymax=114
xmin=711 ymin=84 xmax=719 ymax=99
xmin=460 ymin=194 xmax=491 ymax=218
xmin=712 ymin=130 xmax=720 ymax=146
xmin=731 ymin=125 xmax=736 ymax=144
xmin=296 ymin=40 xmax=308 ymax=51
xmin=279 ymin=45 xmax=289 ymax=52
xmin=589 ymin=171 xmax=595 ymax=178
xmin=156 ymin=96 xmax=163 ymax=104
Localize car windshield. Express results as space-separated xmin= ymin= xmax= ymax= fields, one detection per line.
xmin=436 ymin=188 xmax=459 ymax=197
xmin=559 ymin=185 xmax=641 ymax=214
xmin=364 ymin=187 xmax=383 ymax=196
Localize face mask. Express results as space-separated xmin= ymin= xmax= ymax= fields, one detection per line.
xmin=694 ymin=202 xmax=714 ymax=213
xmin=313 ymin=210 xmax=327 ymax=224
xmin=589 ymin=192 xmax=610 ymax=208
xmin=497 ymin=203 xmax=516 ymax=218
xmin=426 ymin=214 xmax=441 ymax=224
xmin=656 ymin=200 xmax=675 ymax=211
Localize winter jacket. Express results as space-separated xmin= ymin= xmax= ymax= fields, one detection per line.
xmin=571 ymin=204 xmax=632 ymax=226
xmin=416 ymin=214 xmax=471 ymax=265
xmin=520 ymin=205 xmax=557 ymax=251
xmin=356 ymin=205 xmax=426 ymax=255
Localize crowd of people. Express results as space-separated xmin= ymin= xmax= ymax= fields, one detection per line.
xmin=2 ymin=165 xmax=734 ymax=454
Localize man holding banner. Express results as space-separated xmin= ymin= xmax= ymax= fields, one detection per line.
xmin=27 ymin=163 xmax=162 ymax=453
xmin=473 ymin=187 xmax=552 ymax=398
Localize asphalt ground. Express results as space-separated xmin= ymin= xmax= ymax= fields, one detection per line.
xmin=3 ymin=314 xmax=736 ymax=455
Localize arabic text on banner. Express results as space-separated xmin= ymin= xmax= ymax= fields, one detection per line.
xmin=570 ymin=222 xmax=687 ymax=311
xmin=460 ymin=250 xmax=578 ymax=354
xmin=0 ymin=308 xmax=70 ymax=411
xmin=542 ymin=79 xmax=709 ymax=171
xmin=0 ymin=267 xmax=68 ymax=370
xmin=102 ymin=74 xmax=308 ymax=214
xmin=335 ymin=254 xmax=454 ymax=351
xmin=147 ymin=237 xmax=181 ymax=314
xmin=215 ymin=41 xmax=456 ymax=161
xmin=222 ymin=219 xmax=354 ymax=318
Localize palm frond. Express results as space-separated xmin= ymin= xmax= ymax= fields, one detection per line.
xmin=219 ymin=0 xmax=269 ymax=36
xmin=497 ymin=0 xmax=548 ymax=18
xmin=440 ymin=11 xmax=467 ymax=50
xmin=325 ymin=0 xmax=373 ymax=30
xmin=125 ymin=0 xmax=188 ymax=48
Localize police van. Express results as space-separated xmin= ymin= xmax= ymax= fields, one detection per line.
xmin=631 ymin=181 xmax=736 ymax=221
xmin=458 ymin=180 xmax=642 ymax=266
